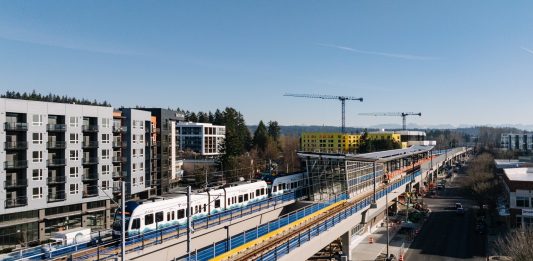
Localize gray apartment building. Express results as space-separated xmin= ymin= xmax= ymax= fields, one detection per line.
xmin=501 ymin=133 xmax=533 ymax=152
xmin=0 ymin=98 xmax=152 ymax=249
xmin=139 ymin=108 xmax=184 ymax=194
xmin=176 ymin=122 xmax=225 ymax=157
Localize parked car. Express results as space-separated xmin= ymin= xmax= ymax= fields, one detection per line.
xmin=456 ymin=207 xmax=465 ymax=215
xmin=455 ymin=202 xmax=463 ymax=209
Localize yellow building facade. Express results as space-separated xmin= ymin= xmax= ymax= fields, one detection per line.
xmin=300 ymin=132 xmax=406 ymax=153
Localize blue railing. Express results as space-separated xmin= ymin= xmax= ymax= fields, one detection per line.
xmin=180 ymin=171 xmax=421 ymax=261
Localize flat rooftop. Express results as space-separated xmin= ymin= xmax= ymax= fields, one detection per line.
xmin=503 ymin=168 xmax=533 ymax=182
xmin=298 ymin=145 xmax=434 ymax=163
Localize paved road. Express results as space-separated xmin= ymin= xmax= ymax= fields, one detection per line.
xmin=404 ymin=171 xmax=486 ymax=261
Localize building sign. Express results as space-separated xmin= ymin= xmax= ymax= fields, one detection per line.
xmin=522 ymin=208 xmax=533 ymax=217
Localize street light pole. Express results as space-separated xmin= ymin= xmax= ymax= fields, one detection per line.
xmin=187 ymin=186 xmax=192 ymax=256
xmin=386 ymin=191 xmax=389 ymax=257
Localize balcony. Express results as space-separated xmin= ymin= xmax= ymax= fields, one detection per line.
xmin=4 ymin=122 xmax=27 ymax=131
xmin=82 ymin=141 xmax=99 ymax=148
xmin=82 ymin=125 xmax=99 ymax=132
xmin=47 ymin=192 xmax=66 ymax=203
xmin=47 ymin=141 xmax=66 ymax=149
xmin=112 ymin=156 xmax=123 ymax=163
xmin=82 ymin=174 xmax=98 ymax=181
xmin=83 ymin=191 xmax=98 ymax=198
xmin=4 ymin=179 xmax=27 ymax=189
xmin=82 ymin=157 xmax=99 ymax=165
xmin=47 ymin=176 xmax=66 ymax=184
xmin=46 ymin=124 xmax=66 ymax=132
xmin=112 ymin=170 xmax=126 ymax=178
xmin=112 ymin=141 xmax=125 ymax=148
xmin=5 ymin=197 xmax=27 ymax=208
xmin=112 ymin=126 xmax=127 ymax=133
xmin=4 ymin=160 xmax=28 ymax=169
xmin=4 ymin=141 xmax=28 ymax=150
xmin=47 ymin=158 xmax=66 ymax=167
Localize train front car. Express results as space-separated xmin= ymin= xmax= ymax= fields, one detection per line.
xmin=270 ymin=172 xmax=308 ymax=197
xmin=112 ymin=201 xmax=139 ymax=239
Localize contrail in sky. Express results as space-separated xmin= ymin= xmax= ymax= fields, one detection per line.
xmin=521 ymin=47 xmax=533 ymax=56
xmin=317 ymin=43 xmax=439 ymax=61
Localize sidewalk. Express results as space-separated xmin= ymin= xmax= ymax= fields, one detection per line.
xmin=350 ymin=220 xmax=406 ymax=261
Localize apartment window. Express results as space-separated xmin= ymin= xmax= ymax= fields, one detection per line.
xmin=70 ymin=167 xmax=79 ymax=178
xmin=70 ymin=133 xmax=79 ymax=144
xmin=132 ymin=135 xmax=137 ymax=144
xmin=139 ymin=122 xmax=144 ymax=130
xmin=69 ymin=117 xmax=79 ymax=127
xmin=32 ymin=114 xmax=43 ymax=126
xmin=32 ymin=169 xmax=43 ymax=181
xmin=32 ymin=133 xmax=43 ymax=144
xmin=140 ymin=176 xmax=144 ymax=185
xmin=102 ymin=118 xmax=110 ymax=128
xmin=32 ymin=151 xmax=43 ymax=163
xmin=140 ymin=162 xmax=144 ymax=171
xmin=132 ymin=178 xmax=137 ymax=186
xmin=32 ymin=187 xmax=43 ymax=199
xmin=102 ymin=149 xmax=110 ymax=160
xmin=101 ymin=180 xmax=110 ymax=190
xmin=132 ymin=149 xmax=137 ymax=157
xmin=133 ymin=163 xmax=137 ymax=172
xmin=70 ymin=184 xmax=79 ymax=194
xmin=102 ymin=134 xmax=110 ymax=144
xmin=70 ymin=150 xmax=79 ymax=160
xmin=139 ymin=134 xmax=144 ymax=144
xmin=517 ymin=196 xmax=530 ymax=208
xmin=139 ymin=148 xmax=144 ymax=157
xmin=102 ymin=165 xmax=110 ymax=175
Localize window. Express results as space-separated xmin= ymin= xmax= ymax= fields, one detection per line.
xmin=244 ymin=194 xmax=249 ymax=201
xmin=140 ymin=162 xmax=144 ymax=171
xmin=70 ymin=184 xmax=79 ymax=194
xmin=101 ymin=180 xmax=110 ymax=190
xmin=139 ymin=135 xmax=144 ymax=144
xmin=32 ymin=151 xmax=43 ymax=163
xmin=172 ymin=211 xmax=175 ymax=220
xmin=133 ymin=163 xmax=137 ymax=172
xmin=167 ymin=212 xmax=171 ymax=221
xmin=70 ymin=150 xmax=79 ymax=160
xmin=155 ymin=212 xmax=164 ymax=222
xmin=32 ymin=114 xmax=43 ymax=126
xmin=70 ymin=133 xmax=79 ymax=144
xmin=102 ymin=165 xmax=110 ymax=175
xmin=32 ymin=187 xmax=43 ymax=199
xmin=132 ymin=149 xmax=137 ymax=157
xmin=178 ymin=209 xmax=185 ymax=219
xmin=140 ymin=176 xmax=144 ymax=185
xmin=102 ymin=149 xmax=110 ymax=160
xmin=132 ymin=177 xmax=137 ymax=186
xmin=139 ymin=122 xmax=144 ymax=130
xmin=517 ymin=196 xmax=530 ymax=208
xmin=102 ymin=118 xmax=110 ymax=128
xmin=32 ymin=133 xmax=43 ymax=144
xmin=215 ymin=199 xmax=221 ymax=208
xmin=145 ymin=214 xmax=154 ymax=225
xmin=139 ymin=148 xmax=144 ymax=157
xmin=69 ymin=117 xmax=79 ymax=127
xmin=132 ymin=135 xmax=137 ymax=144
xmin=32 ymin=169 xmax=43 ymax=180
xmin=102 ymin=134 xmax=110 ymax=144
xmin=238 ymin=195 xmax=243 ymax=203
xmin=131 ymin=218 xmax=140 ymax=230
xmin=70 ymin=167 xmax=79 ymax=177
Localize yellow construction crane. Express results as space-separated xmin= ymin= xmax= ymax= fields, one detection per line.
xmin=283 ymin=93 xmax=363 ymax=133
xmin=358 ymin=112 xmax=422 ymax=130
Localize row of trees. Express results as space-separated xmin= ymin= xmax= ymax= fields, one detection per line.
xmin=2 ymin=90 xmax=111 ymax=107
xmin=357 ymin=131 xmax=402 ymax=153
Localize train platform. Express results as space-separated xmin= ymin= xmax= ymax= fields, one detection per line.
xmin=351 ymin=219 xmax=406 ymax=261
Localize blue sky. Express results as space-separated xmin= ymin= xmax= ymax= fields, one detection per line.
xmin=1 ymin=1 xmax=533 ymax=128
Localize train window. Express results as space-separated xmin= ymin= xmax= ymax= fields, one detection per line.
xmin=131 ymin=218 xmax=140 ymax=230
xmin=167 ymin=212 xmax=171 ymax=221
xmin=250 ymin=192 xmax=254 ymax=199
xmin=178 ymin=209 xmax=185 ymax=219
xmin=215 ymin=199 xmax=221 ymax=208
xmin=244 ymin=194 xmax=249 ymax=201
xmin=195 ymin=205 xmax=199 ymax=213
xmin=190 ymin=207 xmax=193 ymax=216
xmin=273 ymin=187 xmax=277 ymax=192
xmin=203 ymin=204 xmax=207 ymax=212
xmin=278 ymin=184 xmax=282 ymax=191
xmin=172 ymin=211 xmax=175 ymax=220
xmin=256 ymin=189 xmax=260 ymax=195
xmin=282 ymin=183 xmax=286 ymax=190
xmin=228 ymin=199 xmax=231 ymax=205
xmin=145 ymin=214 xmax=154 ymax=225
xmin=233 ymin=197 xmax=236 ymax=204
xmin=261 ymin=188 xmax=265 ymax=195
xmin=155 ymin=212 xmax=164 ymax=222
xmin=238 ymin=195 xmax=243 ymax=203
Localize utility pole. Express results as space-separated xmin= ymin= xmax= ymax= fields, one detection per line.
xmin=121 ymin=181 xmax=125 ymax=261
xmin=187 ymin=186 xmax=192 ymax=256
xmin=386 ymin=191 xmax=389 ymax=258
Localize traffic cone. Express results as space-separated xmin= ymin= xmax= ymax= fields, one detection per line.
xmin=368 ymin=236 xmax=374 ymax=244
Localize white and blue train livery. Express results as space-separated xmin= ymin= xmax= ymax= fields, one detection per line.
xmin=112 ymin=180 xmax=268 ymax=237
xmin=264 ymin=172 xmax=308 ymax=196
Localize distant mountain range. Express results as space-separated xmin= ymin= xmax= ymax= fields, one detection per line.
xmin=248 ymin=123 xmax=532 ymax=136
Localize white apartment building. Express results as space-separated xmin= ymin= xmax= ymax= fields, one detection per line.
xmin=501 ymin=133 xmax=533 ymax=151
xmin=176 ymin=122 xmax=225 ymax=156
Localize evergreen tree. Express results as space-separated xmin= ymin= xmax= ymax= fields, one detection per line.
xmin=267 ymin=121 xmax=281 ymax=141
xmin=188 ymin=112 xmax=198 ymax=122
xmin=253 ymin=121 xmax=269 ymax=151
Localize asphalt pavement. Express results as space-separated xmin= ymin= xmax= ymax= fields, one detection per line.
xmin=404 ymin=171 xmax=486 ymax=261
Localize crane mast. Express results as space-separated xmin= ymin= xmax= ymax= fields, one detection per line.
xmin=283 ymin=93 xmax=363 ymax=133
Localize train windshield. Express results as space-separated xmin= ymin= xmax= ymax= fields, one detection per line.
xmin=112 ymin=208 xmax=131 ymax=231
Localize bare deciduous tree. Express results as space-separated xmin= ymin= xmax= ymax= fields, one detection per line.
xmin=496 ymin=227 xmax=533 ymax=260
